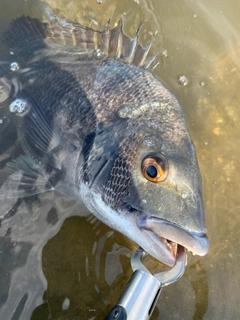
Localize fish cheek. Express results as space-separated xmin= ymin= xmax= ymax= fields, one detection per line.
xmin=103 ymin=137 xmax=142 ymax=212
xmin=103 ymin=153 xmax=131 ymax=209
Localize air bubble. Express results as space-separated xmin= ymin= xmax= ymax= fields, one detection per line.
xmin=200 ymin=81 xmax=205 ymax=87
xmin=62 ymin=298 xmax=70 ymax=310
xmin=182 ymin=193 xmax=187 ymax=199
xmin=96 ymin=0 xmax=102 ymax=3
xmin=9 ymin=99 xmax=27 ymax=115
xmin=142 ymin=199 xmax=147 ymax=204
xmin=204 ymin=141 xmax=208 ymax=145
xmin=162 ymin=49 xmax=168 ymax=57
xmin=9 ymin=50 xmax=14 ymax=55
xmin=179 ymin=75 xmax=188 ymax=86
xmin=10 ymin=62 xmax=19 ymax=72
xmin=96 ymin=49 xmax=103 ymax=59
xmin=0 ymin=119 xmax=3 ymax=124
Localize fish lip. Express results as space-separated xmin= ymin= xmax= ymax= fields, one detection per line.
xmin=136 ymin=212 xmax=209 ymax=266
xmin=140 ymin=228 xmax=178 ymax=266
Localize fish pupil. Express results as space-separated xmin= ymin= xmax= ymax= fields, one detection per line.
xmin=146 ymin=165 xmax=157 ymax=178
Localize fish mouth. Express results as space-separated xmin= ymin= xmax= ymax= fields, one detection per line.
xmin=137 ymin=213 xmax=209 ymax=266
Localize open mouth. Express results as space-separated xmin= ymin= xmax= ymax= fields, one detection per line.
xmin=137 ymin=214 xmax=209 ymax=266
xmin=162 ymin=237 xmax=178 ymax=259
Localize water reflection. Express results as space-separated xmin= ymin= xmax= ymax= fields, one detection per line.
xmin=0 ymin=0 xmax=240 ymax=319
xmin=32 ymin=216 xmax=135 ymax=319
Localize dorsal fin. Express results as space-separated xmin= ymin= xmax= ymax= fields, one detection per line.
xmin=40 ymin=3 xmax=162 ymax=70
xmin=1 ymin=3 xmax=161 ymax=71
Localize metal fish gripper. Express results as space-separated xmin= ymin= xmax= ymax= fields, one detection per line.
xmin=105 ymin=245 xmax=187 ymax=320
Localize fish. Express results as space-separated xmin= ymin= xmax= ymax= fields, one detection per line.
xmin=0 ymin=3 xmax=209 ymax=266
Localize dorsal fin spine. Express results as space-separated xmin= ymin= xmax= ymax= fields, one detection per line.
xmin=70 ymin=27 xmax=77 ymax=46
xmin=93 ymin=31 xmax=99 ymax=50
xmin=103 ymin=29 xmax=111 ymax=56
xmin=126 ymin=35 xmax=138 ymax=63
xmin=139 ymin=40 xmax=153 ymax=67
xmin=116 ymin=32 xmax=123 ymax=58
xmin=144 ymin=51 xmax=162 ymax=70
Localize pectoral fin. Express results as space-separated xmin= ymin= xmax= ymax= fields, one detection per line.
xmin=0 ymin=155 xmax=53 ymax=198
xmin=11 ymin=90 xmax=76 ymax=170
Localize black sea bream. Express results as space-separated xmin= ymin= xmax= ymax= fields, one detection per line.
xmin=0 ymin=3 xmax=209 ymax=266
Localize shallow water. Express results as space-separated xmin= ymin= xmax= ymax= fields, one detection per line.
xmin=0 ymin=0 xmax=240 ymax=319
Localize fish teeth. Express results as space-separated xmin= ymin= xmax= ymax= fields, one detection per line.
xmin=161 ymin=237 xmax=178 ymax=258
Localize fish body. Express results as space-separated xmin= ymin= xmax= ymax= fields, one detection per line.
xmin=0 ymin=4 xmax=209 ymax=266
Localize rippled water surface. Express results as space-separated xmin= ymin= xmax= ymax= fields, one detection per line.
xmin=0 ymin=0 xmax=240 ymax=319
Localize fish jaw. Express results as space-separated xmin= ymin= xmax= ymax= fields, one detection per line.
xmin=83 ymin=187 xmax=209 ymax=266
xmin=136 ymin=212 xmax=209 ymax=266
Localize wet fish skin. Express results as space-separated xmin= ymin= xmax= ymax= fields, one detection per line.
xmin=0 ymin=4 xmax=209 ymax=266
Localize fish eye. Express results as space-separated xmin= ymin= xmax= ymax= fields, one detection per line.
xmin=142 ymin=155 xmax=168 ymax=183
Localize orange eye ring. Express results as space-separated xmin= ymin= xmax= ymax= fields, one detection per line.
xmin=142 ymin=155 xmax=168 ymax=183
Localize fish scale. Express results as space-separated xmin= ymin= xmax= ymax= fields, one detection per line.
xmin=0 ymin=3 xmax=209 ymax=266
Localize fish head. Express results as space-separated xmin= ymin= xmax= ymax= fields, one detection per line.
xmin=125 ymin=130 xmax=208 ymax=265
xmin=89 ymin=96 xmax=209 ymax=266
xmin=123 ymin=99 xmax=209 ymax=266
